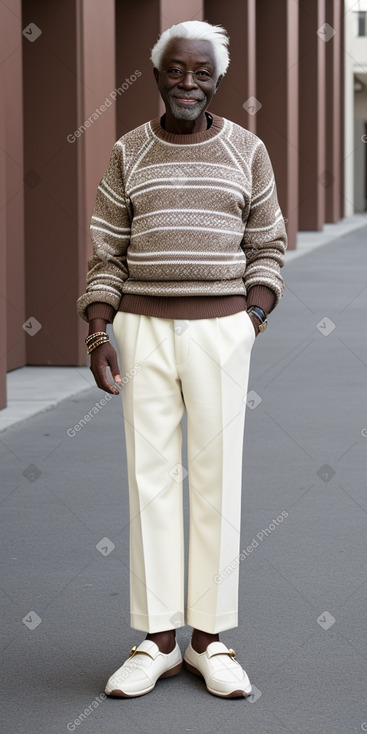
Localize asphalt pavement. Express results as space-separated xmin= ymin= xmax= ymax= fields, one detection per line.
xmin=1 ymin=223 xmax=367 ymax=734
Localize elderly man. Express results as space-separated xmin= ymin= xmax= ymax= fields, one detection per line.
xmin=77 ymin=20 xmax=287 ymax=699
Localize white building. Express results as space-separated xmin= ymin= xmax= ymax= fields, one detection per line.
xmin=345 ymin=0 xmax=367 ymax=213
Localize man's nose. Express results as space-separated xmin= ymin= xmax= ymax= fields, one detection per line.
xmin=178 ymin=71 xmax=198 ymax=88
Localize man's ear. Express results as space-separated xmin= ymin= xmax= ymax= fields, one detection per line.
xmin=153 ymin=67 xmax=159 ymax=85
xmin=214 ymin=74 xmax=223 ymax=92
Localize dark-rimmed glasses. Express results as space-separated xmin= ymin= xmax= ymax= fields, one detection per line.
xmin=160 ymin=68 xmax=215 ymax=84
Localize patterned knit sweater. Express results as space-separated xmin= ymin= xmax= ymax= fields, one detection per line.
xmin=77 ymin=113 xmax=287 ymax=323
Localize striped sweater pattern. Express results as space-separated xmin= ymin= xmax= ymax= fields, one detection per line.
xmin=77 ymin=114 xmax=287 ymax=322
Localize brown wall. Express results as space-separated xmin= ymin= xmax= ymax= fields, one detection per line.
xmin=205 ymin=0 xmax=257 ymax=134
xmin=0 ymin=0 xmax=346 ymax=408
xmin=298 ymin=0 xmax=326 ymax=231
xmin=22 ymin=0 xmax=116 ymax=367
xmin=115 ymin=0 xmax=204 ymax=136
xmin=325 ymin=0 xmax=343 ymax=223
xmin=115 ymin=0 xmax=161 ymax=136
xmin=0 ymin=3 xmax=8 ymax=407
xmin=0 ymin=0 xmax=25 ymax=409
xmin=22 ymin=0 xmax=82 ymax=366
xmin=256 ymin=0 xmax=299 ymax=249
xmin=77 ymin=0 xmax=116 ymax=362
xmin=5 ymin=0 xmax=26 ymax=372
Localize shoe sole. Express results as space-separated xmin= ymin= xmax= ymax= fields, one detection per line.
xmin=183 ymin=659 xmax=252 ymax=698
xmin=105 ymin=660 xmax=183 ymax=698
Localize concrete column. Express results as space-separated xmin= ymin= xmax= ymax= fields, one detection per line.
xmin=298 ymin=0 xmax=326 ymax=230
xmin=158 ymin=0 xmax=204 ymax=115
xmin=0 ymin=0 xmax=25 ymax=408
xmin=116 ymin=0 xmax=204 ymax=132
xmin=339 ymin=2 xmax=345 ymax=219
xmin=159 ymin=0 xmax=203 ymax=27
xmin=325 ymin=0 xmax=343 ymax=222
xmin=5 ymin=1 xmax=26 ymax=372
xmin=77 ymin=0 xmax=116 ymax=366
xmin=0 ymin=5 xmax=7 ymax=408
xmin=115 ymin=0 xmax=160 ymax=135
xmin=343 ymin=2 xmax=354 ymax=217
xmin=22 ymin=0 xmax=116 ymax=366
xmin=205 ymin=0 xmax=257 ymax=133
xmin=256 ymin=0 xmax=299 ymax=249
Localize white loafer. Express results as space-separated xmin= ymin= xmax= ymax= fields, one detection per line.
xmin=105 ymin=639 xmax=182 ymax=698
xmin=184 ymin=641 xmax=252 ymax=698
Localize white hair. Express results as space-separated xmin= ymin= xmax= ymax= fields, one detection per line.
xmin=150 ymin=20 xmax=230 ymax=78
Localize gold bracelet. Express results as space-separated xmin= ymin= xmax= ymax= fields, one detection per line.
xmin=85 ymin=332 xmax=106 ymax=344
xmin=85 ymin=331 xmax=107 ymax=345
xmin=87 ymin=336 xmax=110 ymax=355
xmin=86 ymin=334 xmax=109 ymax=350
xmin=88 ymin=335 xmax=109 ymax=344
xmin=87 ymin=335 xmax=109 ymax=349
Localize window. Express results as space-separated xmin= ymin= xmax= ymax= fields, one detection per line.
xmin=357 ymin=11 xmax=367 ymax=36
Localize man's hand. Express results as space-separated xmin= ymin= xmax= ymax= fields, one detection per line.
xmin=89 ymin=342 xmax=122 ymax=394
xmin=88 ymin=319 xmax=122 ymax=394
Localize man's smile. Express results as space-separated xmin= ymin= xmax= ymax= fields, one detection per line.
xmin=174 ymin=97 xmax=199 ymax=105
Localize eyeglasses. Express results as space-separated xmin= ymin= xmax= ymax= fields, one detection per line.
xmin=161 ymin=68 xmax=214 ymax=84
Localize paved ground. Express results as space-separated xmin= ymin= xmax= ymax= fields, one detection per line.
xmin=1 ymin=224 xmax=367 ymax=734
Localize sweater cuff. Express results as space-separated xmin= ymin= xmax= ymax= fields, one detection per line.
xmin=87 ymin=302 xmax=116 ymax=323
xmin=246 ymin=285 xmax=276 ymax=315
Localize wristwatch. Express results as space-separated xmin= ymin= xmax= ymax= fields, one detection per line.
xmin=247 ymin=306 xmax=268 ymax=333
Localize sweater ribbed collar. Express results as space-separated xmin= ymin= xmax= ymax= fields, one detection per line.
xmin=149 ymin=112 xmax=224 ymax=145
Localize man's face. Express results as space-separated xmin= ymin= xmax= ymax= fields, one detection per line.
xmin=153 ymin=37 xmax=222 ymax=122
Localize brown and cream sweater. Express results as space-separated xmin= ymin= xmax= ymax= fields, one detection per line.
xmin=76 ymin=113 xmax=287 ymax=323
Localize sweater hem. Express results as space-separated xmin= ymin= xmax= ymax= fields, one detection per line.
xmin=117 ymin=294 xmax=248 ymax=320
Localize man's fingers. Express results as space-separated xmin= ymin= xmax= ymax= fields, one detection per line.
xmin=108 ymin=352 xmax=122 ymax=383
xmin=91 ymin=364 xmax=119 ymax=394
xmin=90 ymin=344 xmax=121 ymax=394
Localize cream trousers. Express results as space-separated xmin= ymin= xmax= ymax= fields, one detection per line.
xmin=112 ymin=309 xmax=255 ymax=634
